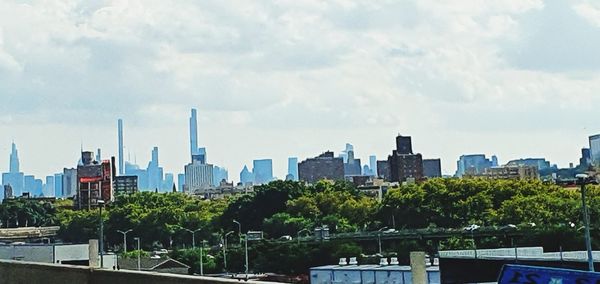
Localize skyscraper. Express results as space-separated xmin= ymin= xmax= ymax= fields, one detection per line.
xmin=190 ymin=108 xmax=199 ymax=161
xmin=387 ymin=134 xmax=423 ymax=182
xmin=44 ymin=176 xmax=55 ymax=197
xmin=184 ymin=161 xmax=213 ymax=193
xmin=253 ymin=159 xmax=273 ymax=185
xmin=118 ymin=119 xmax=124 ymax=175
xmin=344 ymin=150 xmax=362 ymax=177
xmin=177 ymin=173 xmax=185 ymax=192
xmin=423 ymin=159 xmax=442 ymax=178
xmin=298 ymin=152 xmax=344 ymax=183
xmin=590 ymin=134 xmax=600 ymax=166
xmin=62 ymin=168 xmax=77 ymax=197
xmin=147 ymin=147 xmax=163 ymax=191
xmin=455 ymin=154 xmax=495 ymax=177
xmin=213 ymin=166 xmax=228 ymax=186
xmin=369 ymin=155 xmax=377 ymax=176
xmin=2 ymin=142 xmax=24 ymax=197
xmin=287 ymin=157 xmax=298 ymax=181
xmin=54 ymin=173 xmax=63 ymax=198
xmin=9 ymin=142 xmax=19 ymax=173
xmin=240 ymin=165 xmax=254 ymax=185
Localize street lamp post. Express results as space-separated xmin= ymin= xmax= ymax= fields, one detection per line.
xmin=133 ymin=237 xmax=141 ymax=271
xmin=464 ymin=225 xmax=480 ymax=259
xmin=297 ymin=228 xmax=311 ymax=245
xmin=377 ymin=227 xmax=388 ymax=255
xmin=577 ymin=174 xmax=595 ymax=272
xmin=223 ymin=231 xmax=234 ymax=273
xmin=200 ymin=240 xmax=207 ymax=276
xmin=117 ymin=229 xmax=133 ymax=253
xmin=184 ymin=228 xmax=202 ymax=249
xmin=233 ymin=220 xmax=242 ymax=244
xmin=97 ymin=200 xmax=105 ymax=268
xmin=243 ymin=234 xmax=249 ymax=279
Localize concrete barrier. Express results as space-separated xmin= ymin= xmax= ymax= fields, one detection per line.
xmin=0 ymin=260 xmax=282 ymax=284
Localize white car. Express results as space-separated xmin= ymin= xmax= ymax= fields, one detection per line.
xmin=463 ymin=224 xmax=481 ymax=231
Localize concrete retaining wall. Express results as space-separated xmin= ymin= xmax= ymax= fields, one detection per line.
xmin=0 ymin=260 xmax=281 ymax=284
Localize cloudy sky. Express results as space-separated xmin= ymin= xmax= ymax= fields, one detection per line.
xmin=1 ymin=0 xmax=600 ymax=181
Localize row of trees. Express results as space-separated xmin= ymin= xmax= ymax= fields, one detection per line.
xmin=2 ymin=178 xmax=599 ymax=274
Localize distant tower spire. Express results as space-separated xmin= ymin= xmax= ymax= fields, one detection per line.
xmin=9 ymin=141 xmax=20 ymax=173
xmin=118 ymin=119 xmax=124 ymax=175
xmin=190 ymin=108 xmax=199 ymax=162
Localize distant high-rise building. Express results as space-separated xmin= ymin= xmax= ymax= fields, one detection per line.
xmin=44 ymin=176 xmax=55 ymax=197
xmin=34 ymin=178 xmax=43 ymax=197
xmin=377 ymin=160 xmax=390 ymax=180
xmin=253 ymin=159 xmax=273 ymax=185
xmin=395 ymin=135 xmax=413 ymax=155
xmin=24 ymin=175 xmax=35 ymax=195
xmin=2 ymin=142 xmax=24 ymax=197
xmin=590 ymin=134 xmax=600 ymax=166
xmin=387 ymin=134 xmax=423 ymax=182
xmin=118 ymin=119 xmax=124 ymax=175
xmin=287 ymin=157 xmax=298 ymax=181
xmin=192 ymin=148 xmax=207 ymax=164
xmin=369 ymin=155 xmax=377 ymax=176
xmin=9 ymin=142 xmax=19 ymax=173
xmin=344 ymin=150 xmax=362 ymax=177
xmin=298 ymin=152 xmax=344 ymax=184
xmin=96 ymin=148 xmax=102 ymax=163
xmin=125 ymin=161 xmax=148 ymax=190
xmin=240 ymin=165 xmax=254 ymax=185
xmin=184 ymin=161 xmax=213 ymax=192
xmin=147 ymin=147 xmax=164 ymax=191
xmin=455 ymin=154 xmax=496 ymax=177
xmin=212 ymin=166 xmax=228 ymax=187
xmin=580 ymin=148 xmax=592 ymax=169
xmin=190 ymin=108 xmax=199 ymax=161
xmin=339 ymin=143 xmax=354 ymax=163
xmin=62 ymin=168 xmax=78 ymax=198
xmin=54 ymin=173 xmax=63 ymax=198
xmin=423 ymin=159 xmax=442 ymax=178
xmin=163 ymin=173 xmax=174 ymax=192
xmin=75 ymin=151 xmax=115 ymax=210
xmin=114 ymin=176 xmax=138 ymax=195
xmin=177 ymin=173 xmax=185 ymax=192
xmin=491 ymin=155 xmax=499 ymax=167
xmin=3 ymin=184 xmax=13 ymax=200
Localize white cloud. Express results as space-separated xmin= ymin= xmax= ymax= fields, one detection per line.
xmin=0 ymin=0 xmax=599 ymax=179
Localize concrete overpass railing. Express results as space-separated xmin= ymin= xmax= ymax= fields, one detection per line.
xmin=0 ymin=260 xmax=282 ymax=284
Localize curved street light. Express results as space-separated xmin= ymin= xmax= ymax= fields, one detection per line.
xmin=233 ymin=220 xmax=242 ymax=244
xmin=223 ymin=231 xmax=235 ymax=273
xmin=117 ymin=229 xmax=133 ymax=253
xmin=377 ymin=226 xmax=388 ymax=255
xmin=464 ymin=224 xmax=480 ymax=259
xmin=183 ymin=228 xmax=202 ymax=249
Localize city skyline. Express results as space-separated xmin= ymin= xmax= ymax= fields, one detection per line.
xmin=2 ymin=1 xmax=600 ymax=180
xmin=0 ymin=118 xmax=595 ymax=184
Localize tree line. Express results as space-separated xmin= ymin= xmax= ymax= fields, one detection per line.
xmin=0 ymin=178 xmax=598 ymax=275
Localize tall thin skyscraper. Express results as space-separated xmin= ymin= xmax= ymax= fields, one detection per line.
xmin=118 ymin=119 xmax=124 ymax=175
xmin=9 ymin=142 xmax=19 ymax=173
xmin=3 ymin=142 xmax=24 ymax=197
xmin=190 ymin=108 xmax=199 ymax=161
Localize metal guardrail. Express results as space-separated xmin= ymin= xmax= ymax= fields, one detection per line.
xmin=293 ymin=226 xmax=526 ymax=243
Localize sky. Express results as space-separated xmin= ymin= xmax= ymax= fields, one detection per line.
xmin=1 ymin=0 xmax=600 ymax=181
